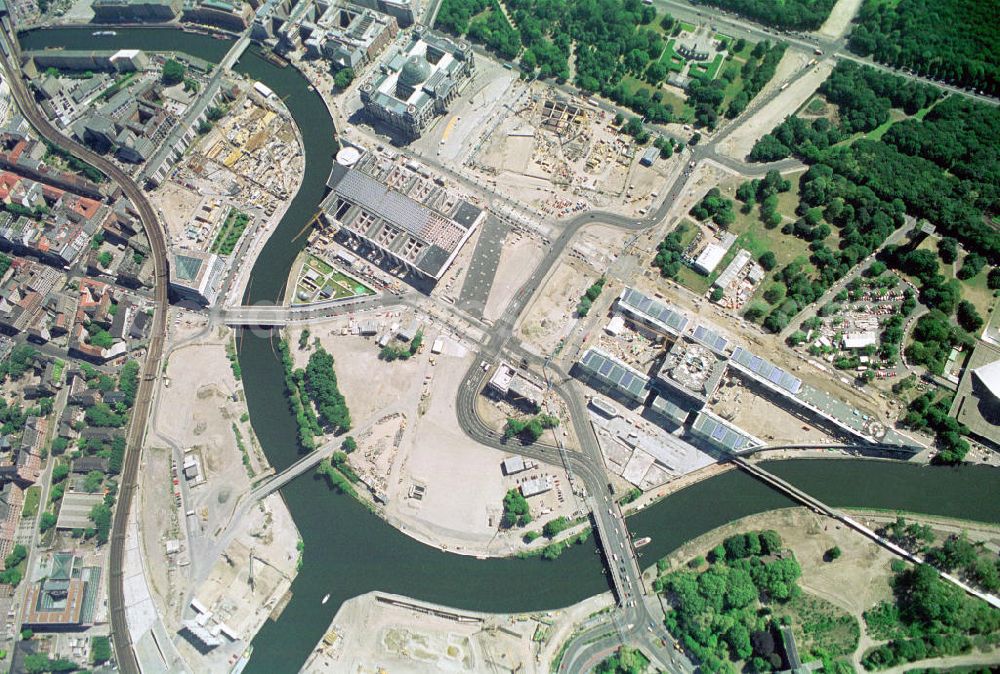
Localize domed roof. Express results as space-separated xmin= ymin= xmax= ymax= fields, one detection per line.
xmin=398 ymin=56 xmax=432 ymax=87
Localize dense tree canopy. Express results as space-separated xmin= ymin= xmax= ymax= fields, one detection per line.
xmin=750 ymin=62 xmax=998 ymax=263
xmin=303 ymin=348 xmax=352 ymax=433
xmin=849 ymin=0 xmax=1000 ymax=96
xmin=690 ymin=0 xmax=836 ymax=30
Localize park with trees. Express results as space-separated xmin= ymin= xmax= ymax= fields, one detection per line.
xmin=653 ymin=530 xmax=857 ymax=674
xmin=849 ymin=0 xmax=998 ymax=97
xmin=437 ymin=0 xmax=787 ymax=128
xmin=861 ymin=560 xmax=999 ymax=670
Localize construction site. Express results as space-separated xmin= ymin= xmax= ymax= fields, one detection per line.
xmin=469 ymin=86 xmax=674 ymax=219
xmin=150 ymin=80 xmax=303 ymax=254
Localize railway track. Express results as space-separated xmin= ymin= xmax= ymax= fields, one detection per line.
xmin=0 ymin=29 xmax=168 ymax=674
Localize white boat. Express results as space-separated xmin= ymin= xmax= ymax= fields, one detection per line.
xmin=321 ymin=594 xmax=330 ymax=604
xmin=92 ymin=30 xmax=117 ymax=36
xmin=634 ymin=537 xmax=652 ymax=548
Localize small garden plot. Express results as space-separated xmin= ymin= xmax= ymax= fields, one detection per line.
xmin=293 ymin=254 xmax=374 ymax=304
xmin=787 ymin=270 xmax=917 ymax=385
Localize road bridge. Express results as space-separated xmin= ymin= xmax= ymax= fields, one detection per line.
xmin=733 ymin=457 xmax=1000 ymax=609
xmin=219 ymin=293 xmax=404 ymax=325
xmin=246 ymin=439 xmax=338 ymax=502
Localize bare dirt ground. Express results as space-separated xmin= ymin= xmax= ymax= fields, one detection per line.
xmin=517 ymin=259 xmax=590 ymax=356
xmin=141 ymin=313 xmax=299 ymax=672
xmin=483 ymin=229 xmax=547 ymax=322
xmin=151 ymin=181 xmax=201 ymax=245
xmin=291 ymin=322 xmax=426 ymax=428
xmin=174 ymin=492 xmax=299 ymax=672
xmin=303 ymin=591 xmax=613 ymax=674
xmin=711 ymin=377 xmax=837 ymax=446
xmin=817 ymin=0 xmax=864 ymax=40
xmin=716 ymin=56 xmax=832 ymax=160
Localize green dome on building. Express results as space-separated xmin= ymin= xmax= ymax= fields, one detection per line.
xmin=398 ymin=55 xmax=432 ymax=87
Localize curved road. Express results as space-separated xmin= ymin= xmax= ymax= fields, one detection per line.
xmin=0 ymin=29 xmax=168 ymax=674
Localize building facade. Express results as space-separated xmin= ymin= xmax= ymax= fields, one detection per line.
xmin=359 ymin=28 xmax=474 ymax=138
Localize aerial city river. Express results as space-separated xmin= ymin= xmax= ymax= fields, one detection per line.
xmin=19 ymin=27 xmax=1000 ymax=674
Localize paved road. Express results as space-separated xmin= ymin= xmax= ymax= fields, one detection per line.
xmin=218 ymin=292 xmax=413 ymax=325
xmin=456 ymin=214 xmax=506 ymax=317
xmin=655 ymin=0 xmax=997 ymax=106
xmin=0 ymin=27 xmax=169 ymax=674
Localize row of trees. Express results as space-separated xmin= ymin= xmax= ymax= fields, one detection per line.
xmin=687 ymin=40 xmax=785 ymax=129
xmin=278 ymin=339 xmax=318 ymax=450
xmin=690 ymin=0 xmax=835 ymax=30
xmin=849 ymin=0 xmax=998 ymax=96
xmin=503 ymin=412 xmax=559 ymax=442
xmin=882 ymin=516 xmax=999 ymax=591
xmin=577 ymin=277 xmax=607 ymax=316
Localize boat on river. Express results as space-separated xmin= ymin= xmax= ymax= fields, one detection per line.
xmin=634 ymin=537 xmax=651 ymax=548
xmin=92 ymin=31 xmax=117 ymax=36
xmin=321 ymin=593 xmax=330 ymax=604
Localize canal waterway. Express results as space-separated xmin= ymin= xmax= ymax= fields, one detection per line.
xmin=19 ymin=28 xmax=1000 ymax=674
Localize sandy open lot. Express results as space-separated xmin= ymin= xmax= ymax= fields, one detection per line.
xmin=716 ymin=55 xmax=831 ymax=161
xmin=304 ymin=591 xmax=613 ymax=674
xmin=390 ymin=350 xmax=577 ymax=555
xmin=159 ymin=326 xmax=251 ymax=535
xmin=483 ymin=229 xmax=547 ymax=322
xmin=517 ymin=259 xmax=589 ymax=356
xmin=152 ymin=181 xmax=201 ymax=245
xmin=140 ymin=313 xmax=299 ymax=672
xmin=817 ymin=0 xmax=864 ymax=40
xmin=711 ymin=377 xmax=837 ymax=446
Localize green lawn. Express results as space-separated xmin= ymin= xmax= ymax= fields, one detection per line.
xmin=658 ymin=39 xmax=685 ymax=72
xmin=677 ymin=219 xmax=699 ymax=248
xmin=307 ymin=255 xmax=334 ymax=275
xmin=675 ymin=264 xmax=712 ymax=296
xmin=703 ymin=53 xmax=725 ymax=80
xmin=21 ymin=486 xmax=40 ymax=518
xmin=865 ymin=109 xmax=907 ymax=141
xmin=658 ymin=89 xmax=695 ymax=122
xmin=678 ymin=21 xmax=696 ymax=33
xmin=210 ymin=208 xmax=251 ymax=255
xmin=804 ymin=97 xmax=826 ymax=115
xmin=957 ymin=260 xmax=997 ymax=319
